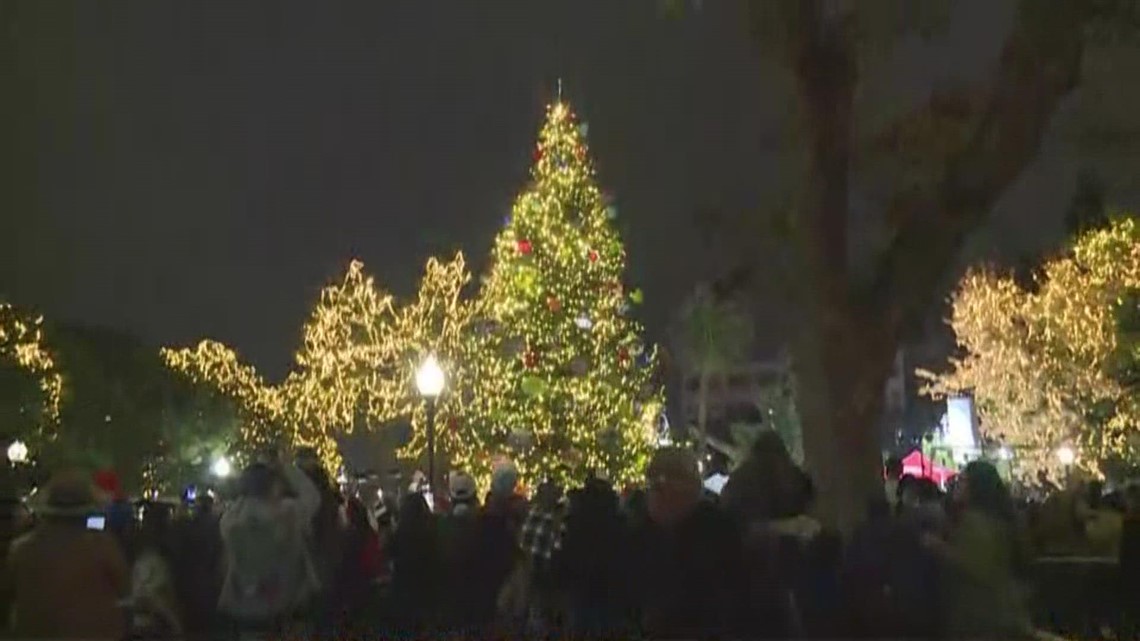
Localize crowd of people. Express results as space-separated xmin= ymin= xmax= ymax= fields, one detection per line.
xmin=0 ymin=432 xmax=1129 ymax=639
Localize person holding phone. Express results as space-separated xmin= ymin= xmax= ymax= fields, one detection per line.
xmin=6 ymin=470 xmax=130 ymax=640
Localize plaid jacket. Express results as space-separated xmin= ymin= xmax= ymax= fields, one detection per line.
xmin=519 ymin=507 xmax=565 ymax=564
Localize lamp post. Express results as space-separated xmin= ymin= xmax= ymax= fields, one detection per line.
xmin=415 ymin=354 xmax=445 ymax=502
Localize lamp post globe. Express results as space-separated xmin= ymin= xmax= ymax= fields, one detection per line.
xmin=415 ymin=354 xmax=445 ymax=509
xmin=6 ymin=440 xmax=27 ymax=464
xmin=415 ymin=354 xmax=445 ymax=398
xmin=211 ymin=456 xmax=232 ymax=478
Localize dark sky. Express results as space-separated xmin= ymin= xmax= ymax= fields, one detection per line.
xmin=1 ymin=1 xmax=1083 ymax=378
xmin=2 ymin=1 xmax=782 ymax=376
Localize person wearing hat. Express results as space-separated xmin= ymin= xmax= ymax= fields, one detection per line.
xmin=7 ymin=470 xmax=130 ymax=640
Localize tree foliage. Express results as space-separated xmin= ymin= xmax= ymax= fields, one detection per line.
xmin=922 ymin=216 xmax=1140 ymax=479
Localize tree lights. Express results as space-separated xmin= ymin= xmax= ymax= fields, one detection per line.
xmin=470 ymin=100 xmax=663 ymax=487
xmin=923 ymin=216 xmax=1140 ymax=479
xmin=0 ymin=303 xmax=63 ymax=446
xmin=161 ymin=99 xmax=664 ymax=487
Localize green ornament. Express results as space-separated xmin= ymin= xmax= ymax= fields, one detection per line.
xmin=605 ymin=205 xmax=618 ymax=219
xmin=630 ymin=288 xmax=644 ymax=304
xmin=578 ymin=122 xmax=589 ymax=137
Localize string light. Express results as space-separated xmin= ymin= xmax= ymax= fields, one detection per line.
xmin=0 ymin=303 xmax=63 ymax=445
xmin=161 ymin=99 xmax=664 ymax=488
xmin=923 ymin=217 xmax=1140 ymax=479
xmin=471 ymin=99 xmax=663 ymax=489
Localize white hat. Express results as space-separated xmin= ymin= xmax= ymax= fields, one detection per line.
xmin=449 ymin=471 xmax=476 ymax=501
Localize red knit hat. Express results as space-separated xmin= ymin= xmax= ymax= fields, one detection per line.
xmin=92 ymin=469 xmax=123 ymax=500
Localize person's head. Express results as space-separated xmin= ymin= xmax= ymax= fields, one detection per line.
xmin=398 ymin=492 xmax=432 ymax=530
xmin=915 ymin=477 xmax=943 ymax=504
xmin=448 ymin=471 xmax=477 ymax=504
xmin=957 ymin=460 xmax=1014 ymax=523
xmin=240 ymin=463 xmax=284 ymax=501
xmin=195 ymin=493 xmax=215 ymax=518
xmin=535 ymin=480 xmax=563 ymax=511
xmin=751 ymin=430 xmax=791 ymax=467
xmin=34 ymin=470 xmax=101 ymax=528
xmin=138 ymin=502 xmax=174 ymax=552
xmin=345 ymin=497 xmax=371 ymax=533
xmin=897 ymin=474 xmax=921 ymax=510
xmin=646 ymin=447 xmax=702 ymax=526
xmin=491 ymin=462 xmax=519 ymax=498
xmin=884 ymin=456 xmax=904 ymax=481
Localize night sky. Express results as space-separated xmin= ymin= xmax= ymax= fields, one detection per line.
xmin=1 ymin=1 xmax=1084 ymax=378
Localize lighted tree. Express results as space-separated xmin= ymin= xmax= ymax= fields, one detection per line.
xmin=923 ymin=216 xmax=1140 ymax=479
xmin=473 ymin=100 xmax=664 ymax=488
xmin=661 ymin=1 xmax=1140 ymax=529
xmin=161 ymin=340 xmax=291 ymax=464
xmin=0 ymin=303 xmax=63 ymax=447
xmin=285 ymin=260 xmax=399 ymax=436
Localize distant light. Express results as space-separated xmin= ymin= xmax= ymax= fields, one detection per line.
xmin=211 ymin=456 xmax=232 ymax=478
xmin=6 ymin=441 xmax=27 ymax=464
xmin=998 ymin=447 xmax=1013 ymax=461
xmin=104 ymin=415 xmax=112 ymax=422
xmin=1057 ymin=446 xmax=1076 ymax=466
xmin=415 ymin=354 xmax=446 ymax=398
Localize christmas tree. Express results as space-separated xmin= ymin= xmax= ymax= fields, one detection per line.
xmin=472 ymin=100 xmax=663 ymax=488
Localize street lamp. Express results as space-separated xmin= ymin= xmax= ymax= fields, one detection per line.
xmin=211 ymin=456 xmax=231 ymax=478
xmin=415 ymin=354 xmax=445 ymax=503
xmin=6 ymin=441 xmax=27 ymax=465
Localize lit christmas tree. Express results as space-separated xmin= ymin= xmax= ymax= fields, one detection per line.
xmin=471 ymin=99 xmax=663 ymax=488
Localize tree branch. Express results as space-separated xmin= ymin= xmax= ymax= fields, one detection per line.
xmin=868 ymin=0 xmax=1087 ymax=335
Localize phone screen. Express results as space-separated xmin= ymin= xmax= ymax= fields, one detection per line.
xmin=85 ymin=515 xmax=106 ymax=531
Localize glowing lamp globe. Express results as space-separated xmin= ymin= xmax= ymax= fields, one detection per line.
xmin=416 ymin=354 xmax=445 ymax=398
xmin=6 ymin=440 xmax=27 ymax=464
xmin=211 ymin=456 xmax=232 ymax=478
xmin=1056 ymin=446 xmax=1076 ymax=466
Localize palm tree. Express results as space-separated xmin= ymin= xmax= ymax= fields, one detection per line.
xmin=675 ymin=284 xmax=754 ymax=461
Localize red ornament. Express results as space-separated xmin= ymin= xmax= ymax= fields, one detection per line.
xmin=588 ymin=249 xmax=599 ymax=263
xmin=524 ymin=350 xmax=538 ymax=369
xmin=533 ymin=146 xmax=544 ymax=163
xmin=575 ymin=145 xmax=586 ymax=161
xmin=547 ymin=296 xmax=562 ymax=312
xmin=447 ymin=416 xmax=459 ymax=431
xmin=517 ymin=239 xmax=533 ymax=255
xmin=618 ymin=347 xmax=630 ymax=365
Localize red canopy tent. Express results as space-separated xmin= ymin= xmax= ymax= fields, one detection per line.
xmin=901 ymin=449 xmax=957 ymax=486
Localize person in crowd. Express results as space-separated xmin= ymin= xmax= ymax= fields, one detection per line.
xmin=294 ymin=449 xmax=346 ymax=636
xmin=626 ymin=447 xmax=745 ymax=639
xmin=218 ymin=455 xmax=322 ymax=636
xmin=518 ymin=480 xmax=565 ymax=633
xmin=438 ymin=471 xmax=493 ymax=635
xmin=175 ymin=493 xmax=223 ymax=637
xmin=721 ymin=430 xmax=818 ymax=637
xmin=7 ymin=470 xmax=130 ymax=640
xmin=841 ymin=495 xmax=898 ymax=637
xmin=128 ymin=502 xmax=182 ymax=637
xmin=389 ymin=492 xmax=440 ymax=636
xmin=925 ymin=460 xmax=1030 ymax=638
xmin=558 ymin=476 xmax=626 ymax=638
xmin=884 ymin=456 xmax=904 ymax=509
xmin=1076 ymin=480 xmax=1123 ymax=558
xmin=333 ymin=497 xmax=382 ymax=636
xmin=94 ymin=469 xmax=134 ymax=555
xmin=0 ymin=472 xmax=29 ymax=630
